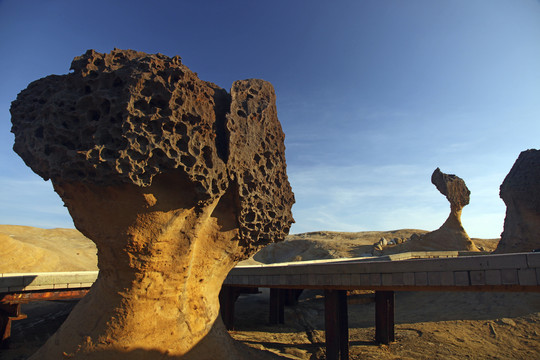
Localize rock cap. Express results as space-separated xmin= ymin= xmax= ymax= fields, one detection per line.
xmin=431 ymin=167 xmax=470 ymax=210
xmin=11 ymin=49 xmax=295 ymax=247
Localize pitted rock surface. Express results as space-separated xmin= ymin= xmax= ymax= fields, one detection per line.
xmin=11 ymin=49 xmax=294 ymax=249
xmin=10 ymin=49 xmax=294 ymax=360
xmin=11 ymin=49 xmax=229 ymax=192
xmin=228 ymin=79 xmax=292 ymax=245
xmin=496 ymin=149 xmax=540 ymax=253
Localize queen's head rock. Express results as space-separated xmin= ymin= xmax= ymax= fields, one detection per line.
xmin=421 ymin=168 xmax=478 ymax=251
xmin=431 ymin=167 xmax=470 ymax=213
xmin=376 ymin=168 xmax=478 ymax=254
xmin=496 ymin=149 xmax=540 ymax=253
xmin=11 ymin=49 xmax=294 ymax=359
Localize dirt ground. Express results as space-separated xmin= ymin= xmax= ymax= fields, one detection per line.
xmin=229 ymin=289 xmax=540 ymax=360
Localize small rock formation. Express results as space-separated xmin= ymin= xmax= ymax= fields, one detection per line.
xmin=496 ymin=149 xmax=540 ymax=253
xmin=10 ymin=49 xmax=294 ymax=359
xmin=378 ymin=168 xmax=478 ymax=254
xmin=410 ymin=233 xmax=421 ymax=242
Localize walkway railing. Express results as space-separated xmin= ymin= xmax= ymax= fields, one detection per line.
xmin=224 ymin=251 xmax=540 ymax=291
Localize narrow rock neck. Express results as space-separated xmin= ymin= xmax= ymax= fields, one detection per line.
xmin=39 ymin=178 xmax=244 ymax=358
xmin=442 ymin=206 xmax=464 ymax=229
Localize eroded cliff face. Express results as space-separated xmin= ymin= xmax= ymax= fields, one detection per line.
xmin=10 ymin=49 xmax=294 ymax=359
xmin=496 ymin=149 xmax=540 ymax=253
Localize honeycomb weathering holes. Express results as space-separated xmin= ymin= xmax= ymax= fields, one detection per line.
xmin=11 ymin=48 xmax=294 ymax=250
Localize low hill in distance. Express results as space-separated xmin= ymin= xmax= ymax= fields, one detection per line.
xmin=0 ymin=225 xmax=499 ymax=272
xmin=0 ymin=225 xmax=97 ymax=273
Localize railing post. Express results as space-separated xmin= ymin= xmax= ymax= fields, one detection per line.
xmin=325 ymin=289 xmax=349 ymax=360
xmin=375 ymin=290 xmax=395 ymax=344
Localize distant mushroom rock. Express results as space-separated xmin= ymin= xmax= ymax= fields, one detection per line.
xmin=11 ymin=49 xmax=294 ymax=359
xmin=420 ymin=168 xmax=478 ymax=251
xmin=495 ymin=149 xmax=540 ymax=253
xmin=379 ymin=168 xmax=478 ymax=254
xmin=431 ymin=167 xmax=470 ymax=212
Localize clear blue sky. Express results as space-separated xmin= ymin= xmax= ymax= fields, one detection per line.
xmin=1 ymin=0 xmax=539 ymax=238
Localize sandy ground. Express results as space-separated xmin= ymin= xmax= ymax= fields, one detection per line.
xmin=1 ymin=225 xmax=539 ymax=359
xmin=230 ymin=289 xmax=540 ymax=360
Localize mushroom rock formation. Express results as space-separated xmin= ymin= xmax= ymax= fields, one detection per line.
xmin=496 ymin=149 xmax=540 ymax=253
xmin=380 ymin=168 xmax=478 ymax=254
xmin=419 ymin=168 xmax=478 ymax=251
xmin=10 ymin=49 xmax=294 ymax=359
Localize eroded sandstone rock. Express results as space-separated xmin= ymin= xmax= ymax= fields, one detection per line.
xmin=11 ymin=49 xmax=294 ymax=359
xmin=431 ymin=168 xmax=470 ymax=212
xmin=378 ymin=168 xmax=478 ymax=254
xmin=420 ymin=168 xmax=478 ymax=251
xmin=496 ymin=149 xmax=540 ymax=253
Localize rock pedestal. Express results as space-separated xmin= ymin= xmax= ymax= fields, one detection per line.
xmin=496 ymin=149 xmax=540 ymax=253
xmin=10 ymin=49 xmax=294 ymax=359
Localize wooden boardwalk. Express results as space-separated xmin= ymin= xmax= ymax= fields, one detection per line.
xmin=2 ymin=251 xmax=539 ymax=359
xmin=223 ymin=251 xmax=540 ymax=359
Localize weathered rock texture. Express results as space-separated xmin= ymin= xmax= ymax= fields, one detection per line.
xmin=496 ymin=149 xmax=540 ymax=253
xmin=10 ymin=49 xmax=294 ymax=359
xmin=380 ymin=168 xmax=478 ymax=254
xmin=431 ymin=168 xmax=470 ymax=212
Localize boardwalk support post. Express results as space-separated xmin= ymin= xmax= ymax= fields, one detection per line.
xmin=284 ymin=289 xmax=303 ymax=306
xmin=0 ymin=303 xmax=26 ymax=345
xmin=219 ymin=286 xmax=260 ymax=330
xmin=269 ymin=288 xmax=285 ymax=324
xmin=375 ymin=290 xmax=395 ymax=344
xmin=324 ymin=289 xmax=349 ymax=360
xmin=219 ymin=286 xmax=237 ymax=330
